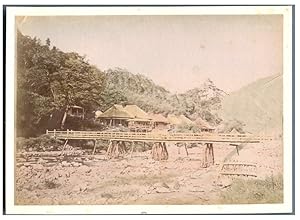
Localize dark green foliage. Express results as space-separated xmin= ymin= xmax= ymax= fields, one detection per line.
xmin=16 ymin=31 xmax=105 ymax=137
xmin=219 ymin=174 xmax=283 ymax=204
xmin=103 ymin=68 xmax=226 ymax=124
xmin=103 ymin=68 xmax=175 ymax=113
xmin=16 ymin=134 xmax=64 ymax=152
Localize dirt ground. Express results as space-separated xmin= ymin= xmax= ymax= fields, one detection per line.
xmin=15 ymin=140 xmax=283 ymax=205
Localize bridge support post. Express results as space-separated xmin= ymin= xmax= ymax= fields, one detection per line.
xmin=92 ymin=139 xmax=97 ymax=155
xmin=202 ymin=143 xmax=214 ymax=168
xmin=130 ymin=141 xmax=134 ymax=158
xmin=105 ymin=140 xmax=127 ymax=160
xmin=176 ymin=143 xmax=189 ymax=157
xmin=152 ymin=142 xmax=168 ymax=161
xmin=184 ymin=143 xmax=189 ymax=156
xmin=61 ymin=139 xmax=68 ymax=154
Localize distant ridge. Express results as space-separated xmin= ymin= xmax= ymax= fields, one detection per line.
xmin=219 ymin=74 xmax=283 ymax=134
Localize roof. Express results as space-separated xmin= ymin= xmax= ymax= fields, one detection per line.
xmin=98 ymin=105 xmax=133 ymax=119
xmin=69 ymin=105 xmax=84 ymax=109
xmin=195 ymin=117 xmax=215 ymax=130
xmin=149 ymin=113 xmax=169 ymax=123
xmin=128 ymin=118 xmax=151 ymax=122
xmin=95 ymin=110 xmax=103 ymax=118
xmin=124 ymin=105 xmax=150 ymax=119
xmin=179 ymin=115 xmax=194 ymax=124
xmin=230 ymin=128 xmax=240 ymax=134
xmin=167 ymin=114 xmax=182 ymax=125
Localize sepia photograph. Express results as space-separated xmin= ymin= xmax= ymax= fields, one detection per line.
xmin=3 ymin=5 xmax=294 ymax=214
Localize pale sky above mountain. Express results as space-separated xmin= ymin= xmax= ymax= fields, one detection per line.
xmin=16 ymin=15 xmax=283 ymax=93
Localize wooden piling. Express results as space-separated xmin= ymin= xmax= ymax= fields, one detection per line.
xmin=152 ymin=142 xmax=168 ymax=161
xmin=202 ymin=143 xmax=214 ymax=168
xmin=105 ymin=140 xmax=128 ymax=159
xmin=92 ymin=139 xmax=97 ymax=155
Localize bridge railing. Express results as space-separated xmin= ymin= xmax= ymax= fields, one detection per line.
xmin=46 ymin=130 xmax=273 ymax=142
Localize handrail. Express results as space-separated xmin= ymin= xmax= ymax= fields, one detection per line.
xmin=45 ymin=130 xmax=274 ymax=143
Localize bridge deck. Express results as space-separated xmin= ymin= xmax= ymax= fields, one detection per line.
xmin=46 ymin=130 xmax=273 ymax=143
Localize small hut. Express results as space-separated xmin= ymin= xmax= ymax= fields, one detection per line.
xmin=230 ymin=128 xmax=240 ymax=134
xmin=97 ymin=104 xmax=133 ymax=127
xmin=149 ymin=113 xmax=169 ymax=130
xmin=66 ymin=105 xmax=85 ymax=119
xmin=195 ymin=117 xmax=215 ymax=133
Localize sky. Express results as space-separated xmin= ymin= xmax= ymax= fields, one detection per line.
xmin=16 ymin=15 xmax=283 ymax=93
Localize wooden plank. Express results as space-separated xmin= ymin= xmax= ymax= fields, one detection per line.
xmin=220 ymin=172 xmax=257 ymax=177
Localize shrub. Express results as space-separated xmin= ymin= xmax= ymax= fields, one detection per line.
xmin=16 ymin=134 xmax=64 ymax=152
xmin=218 ymin=174 xmax=283 ymax=204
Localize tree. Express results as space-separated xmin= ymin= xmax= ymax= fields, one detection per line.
xmin=16 ymin=31 xmax=105 ymax=137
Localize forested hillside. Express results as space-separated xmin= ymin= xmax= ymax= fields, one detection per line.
xmin=104 ymin=69 xmax=227 ymax=125
xmin=16 ymin=32 xmax=227 ymax=136
xmin=16 ymin=31 xmax=105 ymax=136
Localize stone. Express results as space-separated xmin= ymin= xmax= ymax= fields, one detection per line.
xmin=61 ymin=161 xmax=70 ymax=167
xmin=173 ymin=182 xmax=180 ymax=190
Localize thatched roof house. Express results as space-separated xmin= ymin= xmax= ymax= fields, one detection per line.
xmin=149 ymin=113 xmax=169 ymax=130
xmin=230 ymin=128 xmax=240 ymax=134
xmin=124 ymin=105 xmax=152 ymax=131
xmin=195 ymin=117 xmax=215 ymax=132
xmin=167 ymin=114 xmax=194 ymax=125
xmin=98 ymin=104 xmax=133 ymax=126
xmin=150 ymin=113 xmax=169 ymax=123
xmin=99 ymin=105 xmax=133 ymax=119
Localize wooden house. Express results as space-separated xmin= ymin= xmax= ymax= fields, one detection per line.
xmin=66 ymin=105 xmax=85 ymax=119
xmin=97 ymin=104 xmax=133 ymax=127
xmin=230 ymin=128 xmax=240 ymax=134
xmin=124 ymin=105 xmax=152 ymax=131
xmin=195 ymin=117 xmax=215 ymax=133
xmin=149 ymin=113 xmax=169 ymax=130
xmin=167 ymin=114 xmax=194 ymax=129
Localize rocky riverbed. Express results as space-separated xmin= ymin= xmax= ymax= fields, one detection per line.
xmin=15 ymin=140 xmax=283 ymax=205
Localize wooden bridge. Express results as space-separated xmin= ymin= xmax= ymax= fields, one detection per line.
xmin=46 ymin=130 xmax=272 ymax=143
xmin=46 ymin=130 xmax=273 ymax=165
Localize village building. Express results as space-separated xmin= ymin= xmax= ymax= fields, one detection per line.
xmin=66 ymin=105 xmax=85 ymax=119
xmin=124 ymin=105 xmax=152 ymax=132
xmin=97 ymin=104 xmax=133 ymax=127
xmin=194 ymin=117 xmax=215 ymax=133
xmin=149 ymin=113 xmax=169 ymax=130
xmin=167 ymin=114 xmax=194 ymax=129
xmin=230 ymin=128 xmax=240 ymax=134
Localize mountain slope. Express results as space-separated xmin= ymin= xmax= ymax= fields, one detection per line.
xmin=177 ymin=79 xmax=227 ymax=123
xmin=219 ymin=74 xmax=283 ymax=134
xmin=103 ymin=68 xmax=227 ymax=125
xmin=104 ymin=68 xmax=176 ymax=113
